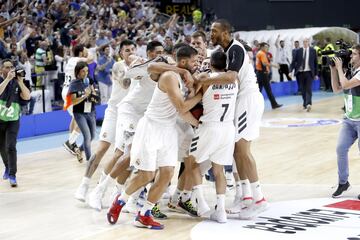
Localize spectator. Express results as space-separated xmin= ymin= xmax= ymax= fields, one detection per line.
xmin=275 ymin=35 xmax=292 ymax=82
xmin=96 ymin=45 xmax=115 ymax=104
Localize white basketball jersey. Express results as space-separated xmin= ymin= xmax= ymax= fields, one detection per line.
xmin=107 ymin=60 xmax=132 ymax=107
xmin=117 ymin=60 xmax=157 ymax=115
xmin=225 ymin=40 xmax=258 ymax=96
xmin=200 ymin=72 xmax=238 ymax=123
xmin=64 ymin=57 xmax=81 ymax=86
xmin=145 ymin=73 xmax=184 ymax=125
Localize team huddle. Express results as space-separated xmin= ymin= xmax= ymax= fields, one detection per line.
xmin=68 ymin=19 xmax=268 ymax=230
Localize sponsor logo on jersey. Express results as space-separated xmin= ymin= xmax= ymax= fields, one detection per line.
xmin=102 ymin=132 xmax=107 ymax=139
xmin=214 ymin=94 xmax=220 ymax=100
xmin=261 ymin=118 xmax=341 ymax=128
xmin=191 ymin=198 xmax=360 ymax=240
xmin=212 ymin=83 xmax=237 ymax=91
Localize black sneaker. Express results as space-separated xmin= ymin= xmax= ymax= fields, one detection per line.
xmin=63 ymin=140 xmax=76 ymax=155
xmin=178 ymin=199 xmax=198 ymax=217
xmin=151 ymin=204 xmax=167 ymax=219
xmin=332 ymin=182 xmax=351 ymax=198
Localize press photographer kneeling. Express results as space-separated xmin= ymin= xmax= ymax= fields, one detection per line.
xmin=66 ymin=61 xmax=99 ymax=162
xmin=330 ymin=44 xmax=360 ymax=199
xmin=0 ymin=59 xmax=31 ymax=187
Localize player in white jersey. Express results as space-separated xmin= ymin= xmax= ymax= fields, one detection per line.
xmin=74 ymin=40 xmax=137 ymax=202
xmin=107 ymin=45 xmax=202 ymax=230
xmin=188 ymin=51 xmax=238 ymax=223
xmin=200 ymin=19 xmax=267 ymax=219
xmin=87 ymin=41 xmax=165 ymax=211
xmin=62 ymin=45 xmax=94 ymax=160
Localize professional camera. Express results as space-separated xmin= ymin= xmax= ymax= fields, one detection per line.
xmin=321 ymin=39 xmax=352 ymax=69
xmin=15 ymin=67 xmax=25 ymax=78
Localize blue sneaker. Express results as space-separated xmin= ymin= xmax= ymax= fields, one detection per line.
xmin=3 ymin=168 xmax=9 ymax=180
xmin=9 ymin=175 xmax=17 ymax=187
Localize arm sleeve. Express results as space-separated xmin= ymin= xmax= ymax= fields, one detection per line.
xmin=227 ymin=45 xmax=245 ymax=72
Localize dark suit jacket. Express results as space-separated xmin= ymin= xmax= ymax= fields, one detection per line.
xmin=291 ymin=47 xmax=317 ymax=77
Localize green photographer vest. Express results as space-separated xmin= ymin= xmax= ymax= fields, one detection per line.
xmin=344 ymin=70 xmax=360 ymax=120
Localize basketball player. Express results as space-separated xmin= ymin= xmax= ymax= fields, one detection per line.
xmin=106 ymin=45 xmax=202 ymax=230
xmin=199 ymin=19 xmax=267 ymax=219
xmin=87 ymin=41 xmax=166 ymax=211
xmin=188 ymin=51 xmax=238 ymax=222
xmin=74 ymin=40 xmax=137 ymax=202
xmin=62 ymin=45 xmax=94 ymax=161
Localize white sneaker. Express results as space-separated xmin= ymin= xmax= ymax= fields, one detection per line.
xmin=74 ymin=183 xmax=89 ymax=202
xmin=226 ymin=197 xmax=246 ymax=214
xmin=108 ymin=186 xmax=122 ymax=206
xmin=122 ymin=197 xmax=139 ymax=214
xmin=242 ymin=196 xmax=254 ymax=207
xmin=238 ymin=198 xmax=269 ymax=220
xmin=88 ymin=187 xmax=104 ymax=211
xmin=210 ymin=208 xmax=227 ymax=223
xmin=197 ymin=201 xmax=211 ymax=217
xmin=162 ymin=187 xmax=171 ymax=199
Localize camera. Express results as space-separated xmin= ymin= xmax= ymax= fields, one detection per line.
xmin=15 ymin=67 xmax=25 ymax=78
xmin=321 ymin=39 xmax=352 ymax=69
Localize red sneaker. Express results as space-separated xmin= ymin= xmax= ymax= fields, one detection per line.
xmin=133 ymin=210 xmax=164 ymax=230
xmin=107 ymin=194 xmax=125 ymax=225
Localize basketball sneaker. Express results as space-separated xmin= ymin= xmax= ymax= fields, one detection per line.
xmin=178 ymin=199 xmax=198 ymax=217
xmin=9 ymin=175 xmax=17 ymax=187
xmin=88 ymin=187 xmax=105 ymax=211
xmin=3 ymin=168 xmax=9 ymax=180
xmin=210 ymin=206 xmax=227 ymax=223
xmin=167 ymin=197 xmax=184 ymax=213
xmin=226 ymin=197 xmax=247 ymax=214
xmin=74 ymin=183 xmax=89 ymax=202
xmin=332 ymin=182 xmax=351 ymax=198
xmin=151 ymin=204 xmax=168 ymax=219
xmin=74 ymin=148 xmax=83 ymax=163
xmin=238 ymin=198 xmax=269 ymax=220
xmin=196 ymin=200 xmax=211 ymax=217
xmin=63 ymin=140 xmax=76 ymax=155
xmin=107 ymin=194 xmax=126 ymax=225
xmin=133 ymin=210 xmax=164 ymax=230
xmin=108 ymin=186 xmax=122 ymax=207
xmin=123 ymin=197 xmax=140 ymax=214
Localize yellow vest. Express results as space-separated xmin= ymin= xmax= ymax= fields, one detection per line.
xmin=323 ymin=43 xmax=335 ymax=57
xmin=314 ymin=46 xmax=322 ymax=65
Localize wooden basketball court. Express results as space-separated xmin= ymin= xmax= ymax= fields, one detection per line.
xmin=1 ymin=94 xmax=360 ymax=240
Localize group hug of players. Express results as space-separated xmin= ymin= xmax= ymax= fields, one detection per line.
xmin=71 ymin=19 xmax=268 ymax=230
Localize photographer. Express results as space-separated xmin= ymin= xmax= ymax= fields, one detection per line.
xmin=0 ymin=59 xmax=31 ymax=187
xmin=330 ymin=44 xmax=360 ymax=199
xmin=66 ymin=61 xmax=98 ymax=162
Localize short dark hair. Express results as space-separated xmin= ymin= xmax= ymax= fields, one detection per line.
xmin=214 ymin=19 xmax=232 ymax=33
xmin=73 ymin=44 xmax=85 ymax=57
xmin=210 ymin=51 xmax=227 ymax=71
xmin=146 ymin=40 xmax=163 ymax=52
xmin=74 ymin=61 xmax=88 ymax=78
xmin=120 ymin=39 xmax=136 ymax=50
xmin=259 ymin=42 xmax=269 ymax=48
xmin=1 ymin=58 xmax=13 ymax=67
xmin=173 ymin=43 xmax=189 ymax=54
xmin=176 ymin=46 xmax=198 ymax=62
xmin=191 ymin=30 xmax=206 ymax=43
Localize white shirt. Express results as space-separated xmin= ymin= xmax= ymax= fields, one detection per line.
xmin=276 ymin=47 xmax=289 ymax=65
xmin=108 ymin=60 xmax=132 ymax=107
xmin=145 ymin=73 xmax=184 ymax=125
xmin=303 ymin=47 xmax=311 ymax=72
xmin=200 ymin=72 xmax=238 ymax=123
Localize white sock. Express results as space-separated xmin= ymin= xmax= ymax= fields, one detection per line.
xmin=216 ymin=194 xmax=225 ymax=211
xmin=115 ymin=183 xmax=124 ymax=192
xmin=99 ymin=170 xmax=107 ymax=183
xmin=81 ymin=177 xmax=90 ymax=186
xmin=181 ymin=190 xmax=192 ymax=202
xmin=131 ymin=187 xmax=144 ymax=201
xmin=98 ymin=175 xmax=114 ymax=191
xmin=172 ymin=188 xmax=182 ymax=201
xmin=240 ymin=179 xmax=252 ymax=200
xmin=235 ymin=181 xmax=242 ymax=199
xmin=140 ymin=200 xmax=155 ymax=215
xmin=118 ymin=190 xmax=130 ymax=203
xmin=193 ymin=185 xmax=207 ymax=208
xmin=68 ymin=131 xmax=80 ymax=144
xmin=250 ymin=181 xmax=264 ymax=202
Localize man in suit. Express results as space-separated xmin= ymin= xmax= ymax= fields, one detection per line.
xmin=291 ymin=38 xmax=317 ymax=112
